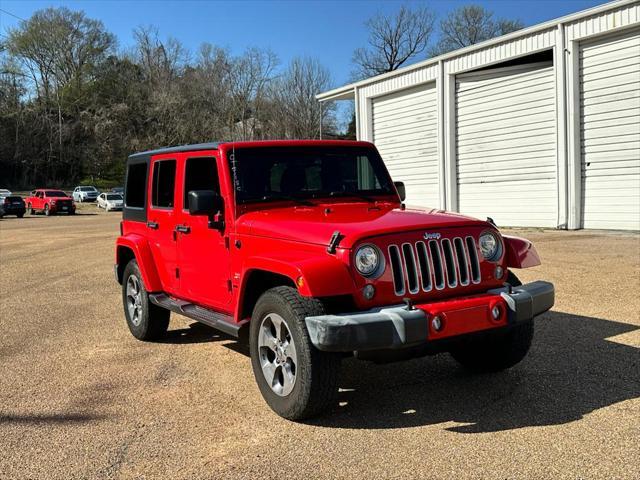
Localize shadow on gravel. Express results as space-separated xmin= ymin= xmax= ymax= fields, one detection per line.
xmin=306 ymin=311 xmax=640 ymax=433
xmin=160 ymin=321 xmax=252 ymax=355
xmin=160 ymin=322 xmax=232 ymax=345
xmin=0 ymin=413 xmax=108 ymax=425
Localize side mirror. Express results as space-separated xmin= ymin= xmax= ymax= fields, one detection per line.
xmin=188 ymin=190 xmax=222 ymax=215
xmin=394 ymin=181 xmax=406 ymax=202
xmin=188 ymin=190 xmax=224 ymax=229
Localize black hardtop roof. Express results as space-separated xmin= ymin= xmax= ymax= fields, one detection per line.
xmin=128 ymin=142 xmax=223 ymax=159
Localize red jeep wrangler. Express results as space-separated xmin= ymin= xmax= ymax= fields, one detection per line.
xmin=26 ymin=189 xmax=76 ymax=216
xmin=115 ymin=140 xmax=554 ymax=420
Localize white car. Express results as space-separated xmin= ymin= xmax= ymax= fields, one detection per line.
xmin=0 ymin=189 xmax=12 ymax=202
xmin=97 ymin=192 xmax=123 ymax=211
xmin=72 ymin=186 xmax=100 ymax=202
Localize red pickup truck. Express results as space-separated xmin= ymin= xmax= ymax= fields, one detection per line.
xmin=115 ymin=140 xmax=554 ymax=420
xmin=26 ymin=189 xmax=76 ymax=216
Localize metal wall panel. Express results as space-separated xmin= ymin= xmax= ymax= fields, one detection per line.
xmin=372 ymin=83 xmax=440 ymax=208
xmin=456 ymin=62 xmax=558 ymax=227
xmin=579 ymin=28 xmax=640 ymax=230
xmin=566 ymin=2 xmax=640 ymax=41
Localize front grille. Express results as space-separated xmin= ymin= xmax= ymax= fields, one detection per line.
xmin=57 ymin=200 xmax=72 ymax=207
xmin=388 ymin=237 xmax=481 ymax=296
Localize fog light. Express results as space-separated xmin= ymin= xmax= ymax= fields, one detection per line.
xmin=362 ymin=284 xmax=375 ymax=300
xmin=495 ymin=266 xmax=504 ymax=279
xmin=492 ymin=305 xmax=502 ymax=320
xmin=431 ymin=315 xmax=443 ymax=332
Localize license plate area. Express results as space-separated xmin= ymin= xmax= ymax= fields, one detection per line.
xmin=417 ymin=294 xmax=508 ymax=340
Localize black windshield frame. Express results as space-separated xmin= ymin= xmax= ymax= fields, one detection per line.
xmin=228 ymin=146 xmax=396 ymax=205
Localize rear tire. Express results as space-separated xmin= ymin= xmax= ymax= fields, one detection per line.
xmin=28 ymin=204 xmax=34 ymax=215
xmin=122 ymin=260 xmax=170 ymax=341
xmin=249 ymin=286 xmax=341 ymax=420
xmin=44 ymin=204 xmax=50 ymax=216
xmin=449 ymin=272 xmax=534 ymax=373
xmin=17 ymin=213 xmax=24 ymax=218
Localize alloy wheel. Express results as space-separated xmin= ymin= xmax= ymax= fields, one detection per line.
xmin=126 ymin=275 xmax=143 ymax=326
xmin=258 ymin=313 xmax=298 ymax=396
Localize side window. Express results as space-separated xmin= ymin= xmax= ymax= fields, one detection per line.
xmin=151 ymin=159 xmax=177 ymax=208
xmin=125 ymin=163 xmax=147 ymax=208
xmin=183 ymin=157 xmax=220 ymax=209
xmin=36 ymin=191 xmax=43 ymax=198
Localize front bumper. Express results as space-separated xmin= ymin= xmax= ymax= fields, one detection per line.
xmin=305 ymin=281 xmax=554 ymax=352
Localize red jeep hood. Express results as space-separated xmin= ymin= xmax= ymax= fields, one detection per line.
xmin=236 ymin=202 xmax=488 ymax=248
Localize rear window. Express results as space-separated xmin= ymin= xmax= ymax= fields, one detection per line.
xmin=125 ymin=163 xmax=147 ymax=208
xmin=45 ymin=191 xmax=67 ymax=197
xmin=106 ymin=194 xmax=122 ymax=200
xmin=6 ymin=196 xmax=22 ymax=201
xmin=151 ymin=160 xmax=177 ymax=208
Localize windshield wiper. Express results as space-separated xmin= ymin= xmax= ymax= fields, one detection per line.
xmin=260 ymin=194 xmax=314 ymax=206
xmin=326 ymin=190 xmax=376 ymax=203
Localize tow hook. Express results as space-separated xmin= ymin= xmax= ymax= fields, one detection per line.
xmin=403 ymin=298 xmax=415 ymax=311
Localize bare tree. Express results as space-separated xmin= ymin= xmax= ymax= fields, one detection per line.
xmin=352 ymin=5 xmax=435 ymax=79
xmin=227 ymin=47 xmax=278 ymax=140
xmin=268 ymin=57 xmax=335 ymax=139
xmin=430 ymin=5 xmax=524 ymax=56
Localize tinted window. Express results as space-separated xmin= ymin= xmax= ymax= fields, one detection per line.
xmin=45 ymin=191 xmax=67 ymax=197
xmin=106 ymin=194 xmax=122 ymax=200
xmin=230 ymin=147 xmax=393 ymax=204
xmin=184 ymin=157 xmax=220 ymax=209
xmin=125 ymin=163 xmax=147 ymax=208
xmin=6 ymin=196 xmax=22 ymax=201
xmin=151 ymin=159 xmax=177 ymax=208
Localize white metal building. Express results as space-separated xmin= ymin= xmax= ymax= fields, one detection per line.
xmin=318 ymin=0 xmax=640 ymax=230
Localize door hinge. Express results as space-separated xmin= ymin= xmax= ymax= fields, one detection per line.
xmin=175 ymin=268 xmax=180 ymax=279
xmin=226 ymin=280 xmax=232 ymax=291
xmin=224 ymin=236 xmax=230 ymax=249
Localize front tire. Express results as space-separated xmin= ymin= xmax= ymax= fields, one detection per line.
xmin=449 ymin=272 xmax=533 ymax=373
xmin=122 ymin=260 xmax=170 ymax=341
xmin=250 ymin=286 xmax=341 ymax=420
xmin=44 ymin=204 xmax=51 ymax=216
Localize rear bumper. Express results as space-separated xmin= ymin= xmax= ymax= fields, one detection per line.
xmin=2 ymin=206 xmax=26 ymax=214
xmin=305 ymin=281 xmax=554 ymax=352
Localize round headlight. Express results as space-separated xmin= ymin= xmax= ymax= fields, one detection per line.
xmin=479 ymin=231 xmax=502 ymax=261
xmin=354 ymin=245 xmax=381 ymax=277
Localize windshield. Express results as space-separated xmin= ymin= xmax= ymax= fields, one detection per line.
xmin=45 ymin=191 xmax=68 ymax=197
xmin=80 ymin=187 xmax=96 ymax=191
xmin=106 ymin=194 xmax=123 ymax=200
xmin=229 ymin=146 xmax=394 ymax=204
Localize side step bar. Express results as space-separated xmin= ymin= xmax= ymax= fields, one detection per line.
xmin=149 ymin=293 xmax=243 ymax=338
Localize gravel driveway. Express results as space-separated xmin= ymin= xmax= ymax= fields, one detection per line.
xmin=1 ymin=210 xmax=638 ymax=479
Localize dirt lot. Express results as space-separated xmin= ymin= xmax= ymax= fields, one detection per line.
xmin=1 ymin=207 xmax=639 ymax=479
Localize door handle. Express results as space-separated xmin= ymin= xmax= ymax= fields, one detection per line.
xmin=147 ymin=221 xmax=159 ymax=229
xmin=175 ymin=225 xmax=191 ymax=234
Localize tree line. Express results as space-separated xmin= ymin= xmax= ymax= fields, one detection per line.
xmin=0 ymin=4 xmax=522 ymax=189
xmin=0 ymin=7 xmax=336 ymax=189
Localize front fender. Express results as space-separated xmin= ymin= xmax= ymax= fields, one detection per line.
xmin=503 ymin=235 xmax=541 ymax=269
xmin=116 ymin=234 xmax=163 ymax=291
xmin=241 ymin=252 xmax=356 ymax=298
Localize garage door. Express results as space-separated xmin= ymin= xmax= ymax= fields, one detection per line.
xmin=580 ymin=28 xmax=640 ymax=230
xmin=372 ymin=83 xmax=439 ymax=207
xmin=456 ymin=62 xmax=557 ymax=227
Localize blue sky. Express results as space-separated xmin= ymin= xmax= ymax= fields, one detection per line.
xmin=1 ymin=0 xmax=607 ymax=90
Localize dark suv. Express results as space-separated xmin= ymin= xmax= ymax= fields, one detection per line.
xmin=0 ymin=196 xmax=26 ymax=218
